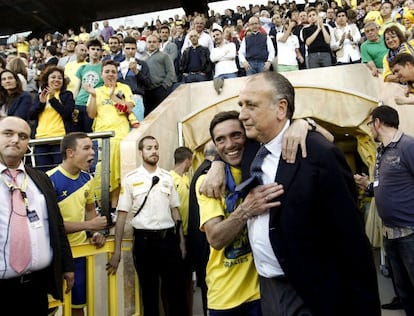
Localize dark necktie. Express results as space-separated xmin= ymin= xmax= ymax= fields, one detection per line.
xmin=6 ymin=169 xmax=31 ymax=273
xmin=250 ymin=145 xmax=270 ymax=185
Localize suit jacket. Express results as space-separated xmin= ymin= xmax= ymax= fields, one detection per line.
xmin=26 ymin=166 xmax=74 ymax=300
xmin=243 ymin=133 xmax=381 ymax=315
xmin=6 ymin=91 xmax=33 ymax=121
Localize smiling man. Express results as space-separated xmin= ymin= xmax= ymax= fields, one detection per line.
xmin=196 ymin=111 xmax=283 ymax=315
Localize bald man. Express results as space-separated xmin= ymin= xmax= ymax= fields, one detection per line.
xmin=0 ymin=116 xmax=74 ymax=315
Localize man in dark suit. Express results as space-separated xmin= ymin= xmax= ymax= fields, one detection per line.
xmin=0 ymin=116 xmax=74 ymax=315
xmin=237 ymin=72 xmax=381 ymax=315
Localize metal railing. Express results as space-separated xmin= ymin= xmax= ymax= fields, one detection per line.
xmin=48 ymin=239 xmax=141 ymax=316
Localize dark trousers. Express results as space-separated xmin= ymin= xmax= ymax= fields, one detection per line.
xmin=74 ymin=105 xmax=93 ymax=133
xmin=384 ymin=234 xmax=414 ymax=316
xmin=0 ymin=269 xmax=49 ymax=315
xmin=259 ymin=275 xmax=312 ymax=316
xmin=182 ymin=72 xmax=208 ymax=83
xmin=209 ymin=299 xmax=262 ymax=316
xmin=143 ymin=86 xmax=170 ymax=117
xmin=34 ymin=144 xmax=62 ymax=172
xmin=133 ymin=229 xmax=187 ymax=316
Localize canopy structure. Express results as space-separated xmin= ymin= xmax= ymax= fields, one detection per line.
xmin=120 ymin=64 xmax=414 ymax=246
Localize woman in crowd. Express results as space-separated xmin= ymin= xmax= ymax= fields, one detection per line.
xmin=28 ymin=65 xmax=75 ymax=171
xmin=0 ymin=69 xmax=32 ymax=119
xmin=8 ymin=56 xmax=28 ymax=91
xmin=383 ymin=25 xmax=414 ymax=82
xmin=84 ymin=59 xmax=135 ymax=211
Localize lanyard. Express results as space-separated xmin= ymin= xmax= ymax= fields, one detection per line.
xmin=0 ymin=170 xmax=29 ymax=211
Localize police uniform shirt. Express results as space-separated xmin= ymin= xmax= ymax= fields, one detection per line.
xmin=117 ymin=165 xmax=180 ymax=230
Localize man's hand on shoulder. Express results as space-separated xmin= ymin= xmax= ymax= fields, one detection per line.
xmin=199 ymin=160 xmax=226 ymax=198
xmin=282 ymin=119 xmax=309 ymax=163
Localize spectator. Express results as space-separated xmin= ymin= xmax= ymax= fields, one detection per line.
xmin=180 ymin=30 xmax=212 ymax=83
xmin=64 ymin=43 xmax=88 ymax=94
xmin=276 ymin=20 xmax=304 ymax=71
xmin=0 ymin=69 xmax=32 ymax=120
xmin=143 ymin=34 xmax=176 ymax=116
xmin=74 ymin=39 xmax=103 ymax=133
xmin=28 ymin=66 xmax=75 ymax=171
xmin=58 ymin=38 xmax=77 ymax=68
xmin=302 ymin=7 xmax=333 ymax=68
xmin=330 ymin=8 xmax=362 ymax=64
xmin=361 ymin=21 xmax=388 ymax=76
xmin=102 ymin=36 xmax=125 ymax=64
xmin=238 ymin=16 xmax=275 ymax=75
xmin=118 ymin=36 xmax=151 ymax=122
xmin=7 ymin=56 xmax=28 ymax=91
xmin=101 ymin=20 xmax=115 ymax=43
xmin=182 ymin=16 xmax=214 ymax=53
xmin=382 ymin=25 xmax=414 ymax=82
xmin=90 ymin=22 xmax=102 ymax=40
xmin=83 ymin=60 xmax=135 ymax=210
xmin=210 ymin=23 xmax=239 ymax=79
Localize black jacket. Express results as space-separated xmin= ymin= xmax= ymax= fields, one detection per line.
xmin=26 ymin=166 xmax=74 ymax=300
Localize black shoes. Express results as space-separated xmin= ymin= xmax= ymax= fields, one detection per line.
xmin=381 ymin=296 xmax=403 ymax=310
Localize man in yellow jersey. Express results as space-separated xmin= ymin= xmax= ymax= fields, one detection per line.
xmin=196 ymin=111 xmax=283 ymax=315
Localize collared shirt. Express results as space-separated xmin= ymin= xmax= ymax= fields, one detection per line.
xmin=247 ymin=120 xmax=290 ymax=278
xmin=0 ymin=162 xmax=52 ymax=278
xmin=374 ymin=130 xmax=414 ymax=228
xmin=117 ymin=165 xmax=180 ymax=230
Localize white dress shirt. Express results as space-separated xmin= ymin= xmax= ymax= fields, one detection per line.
xmin=247 ymin=120 xmax=290 ymax=278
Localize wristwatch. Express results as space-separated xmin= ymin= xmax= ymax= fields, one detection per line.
xmin=306 ymin=118 xmax=317 ymax=131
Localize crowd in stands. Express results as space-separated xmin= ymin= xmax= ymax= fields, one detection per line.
xmin=1 ymin=0 xmax=413 ymax=109
xmin=0 ymin=0 xmax=411 ymax=222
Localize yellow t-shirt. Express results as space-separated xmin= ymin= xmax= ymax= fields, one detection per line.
xmin=35 ymin=91 xmax=66 ymax=138
xmin=170 ymin=170 xmax=190 ymax=235
xmin=88 ymin=82 xmax=133 ymax=139
xmin=65 ymin=60 xmax=87 ymax=94
xmin=196 ymin=167 xmax=260 ymax=310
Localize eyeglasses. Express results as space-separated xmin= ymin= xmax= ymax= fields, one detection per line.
xmin=366 ymin=120 xmax=374 ymax=126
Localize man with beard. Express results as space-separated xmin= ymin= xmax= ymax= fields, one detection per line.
xmin=354 ymin=105 xmax=414 ymax=315
xmin=107 ymin=136 xmax=187 ymax=316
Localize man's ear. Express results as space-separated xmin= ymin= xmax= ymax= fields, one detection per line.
xmin=277 ymin=98 xmax=288 ymax=119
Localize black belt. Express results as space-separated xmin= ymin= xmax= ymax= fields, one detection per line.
xmin=0 ymin=269 xmax=45 ymax=285
xmin=134 ymin=227 xmax=175 ymax=240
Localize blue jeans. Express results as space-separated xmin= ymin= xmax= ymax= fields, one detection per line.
xmin=384 ymin=233 xmax=414 ymax=315
xmin=182 ymin=72 xmax=208 ymax=83
xmin=246 ymin=61 xmax=265 ymax=76
xmin=209 ymin=299 xmax=262 ymax=316
xmin=217 ymin=72 xmax=238 ymax=79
